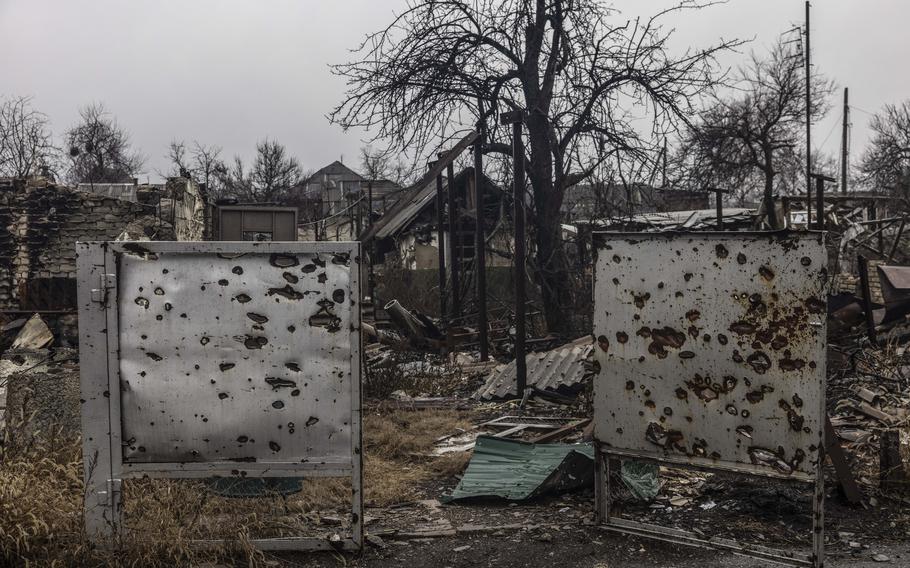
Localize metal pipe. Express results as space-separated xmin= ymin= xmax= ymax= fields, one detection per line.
xmin=805 ymin=1 xmax=812 ymax=200
xmin=367 ymin=180 xmax=375 ymax=304
xmin=841 ymin=87 xmax=849 ymax=194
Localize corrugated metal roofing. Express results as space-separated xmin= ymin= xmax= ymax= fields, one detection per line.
xmin=473 ymin=337 xmax=595 ymax=401
xmin=374 ymin=177 xmax=447 ymax=240
xmin=443 ymin=435 xmax=594 ymax=501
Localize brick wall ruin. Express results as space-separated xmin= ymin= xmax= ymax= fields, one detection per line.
xmin=0 ymin=177 xmax=165 ymax=310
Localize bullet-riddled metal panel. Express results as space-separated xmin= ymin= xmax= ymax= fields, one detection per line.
xmin=593 ymin=232 xmax=827 ymax=480
xmin=117 ymin=246 xmax=355 ymax=464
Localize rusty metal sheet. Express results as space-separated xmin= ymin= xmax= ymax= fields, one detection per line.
xmin=115 ymin=243 xmax=356 ymax=465
xmin=592 ymin=232 xmax=827 ymax=480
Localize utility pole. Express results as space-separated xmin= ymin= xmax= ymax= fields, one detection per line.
xmin=367 ymin=180 xmax=375 ymax=303
xmin=501 ymin=109 xmax=527 ymax=398
xmin=434 ymin=164 xmax=447 ymax=326
xmin=474 ymin=119 xmax=489 ymax=362
xmin=841 ymin=87 xmax=850 ymax=194
xmin=805 ymin=1 xmax=812 ymax=199
xmin=446 ymin=162 xmax=460 ymax=322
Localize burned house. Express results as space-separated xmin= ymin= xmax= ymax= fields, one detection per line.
xmin=0 ymin=176 xmax=207 ymax=426
xmin=361 ymin=166 xmax=509 ymax=271
xmin=78 ymin=177 xmax=207 ymax=241
xmin=1 ymin=178 xmax=154 ymax=311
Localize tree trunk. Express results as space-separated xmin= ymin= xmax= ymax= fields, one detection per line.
xmin=524 ymin=114 xmax=572 ymax=336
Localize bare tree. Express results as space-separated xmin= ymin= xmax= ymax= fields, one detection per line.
xmin=166 ymin=140 xmax=190 ymax=176
xmin=360 ymin=146 xmax=390 ymax=181
xmin=167 ymin=139 xmax=226 ymax=196
xmin=360 ymin=145 xmax=412 ymax=186
xmin=331 ymin=0 xmax=740 ymax=333
xmin=212 ymin=140 xmax=299 ymax=203
xmin=250 ymin=139 xmax=302 ymax=203
xmin=676 ymin=36 xmax=833 ymax=221
xmin=65 ymin=103 xmax=144 ymax=184
xmin=191 ymin=141 xmax=225 ymax=196
xmin=861 ymin=100 xmax=910 ymax=196
xmin=0 ymin=96 xmax=57 ymax=178
xmin=215 ymin=156 xmax=254 ymax=201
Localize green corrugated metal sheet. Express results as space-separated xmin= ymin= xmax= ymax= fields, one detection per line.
xmin=443 ymin=436 xmax=595 ymax=502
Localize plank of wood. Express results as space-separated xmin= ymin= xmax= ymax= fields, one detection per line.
xmin=825 ymin=416 xmax=863 ymax=505
xmin=492 ymin=424 xmax=530 ymax=438
xmin=530 ymin=419 xmax=591 ymax=444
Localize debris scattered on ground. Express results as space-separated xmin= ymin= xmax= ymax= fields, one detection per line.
xmin=473 ymin=336 xmax=595 ymax=401
xmin=444 ymin=435 xmax=595 ymax=502
xmin=10 ymin=314 xmax=54 ymax=350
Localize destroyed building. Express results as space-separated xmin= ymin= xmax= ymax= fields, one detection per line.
xmin=362 ymin=167 xmax=509 ymax=270
xmin=0 ymin=175 xmax=207 ymax=430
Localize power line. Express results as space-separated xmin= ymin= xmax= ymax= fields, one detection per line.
xmin=817 ymin=112 xmax=842 ymax=152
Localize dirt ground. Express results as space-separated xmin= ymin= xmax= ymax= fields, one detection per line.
xmin=264 ymin=446 xmax=910 ymax=568
xmin=269 ymin=494 xmax=910 ymax=567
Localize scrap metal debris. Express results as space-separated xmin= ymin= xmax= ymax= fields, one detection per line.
xmin=444 ymin=436 xmax=659 ymax=503
xmin=443 ymin=435 xmax=595 ymax=502
xmin=473 ymin=336 xmax=595 ymax=401
xmin=11 ymin=314 xmax=54 ymax=351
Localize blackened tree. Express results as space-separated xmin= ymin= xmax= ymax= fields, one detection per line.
xmin=331 ymin=0 xmax=740 ymax=333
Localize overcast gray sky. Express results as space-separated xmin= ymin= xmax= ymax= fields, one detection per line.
xmin=1 ymin=0 xmax=907 ymax=182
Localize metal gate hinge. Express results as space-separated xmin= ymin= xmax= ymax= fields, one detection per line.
xmin=90 ymin=273 xmax=116 ymax=304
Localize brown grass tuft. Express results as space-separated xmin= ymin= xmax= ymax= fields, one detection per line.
xmin=0 ymin=409 xmax=474 ymax=565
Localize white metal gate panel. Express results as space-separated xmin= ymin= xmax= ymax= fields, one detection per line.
xmin=118 ymin=249 xmax=353 ymax=464
xmin=77 ymin=241 xmax=362 ymax=550
xmin=593 ymin=233 xmax=827 ymax=479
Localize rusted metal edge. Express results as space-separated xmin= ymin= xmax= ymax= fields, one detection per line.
xmin=599 ymin=518 xmax=813 ymax=567
xmin=598 ymin=446 xmax=816 ymax=483
xmin=591 ymin=228 xmax=825 ymax=242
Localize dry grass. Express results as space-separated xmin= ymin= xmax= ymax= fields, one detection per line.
xmin=0 ymin=408 xmax=474 ymax=566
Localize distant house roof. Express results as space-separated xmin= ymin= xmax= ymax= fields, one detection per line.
xmin=304 ymin=160 xmax=364 ymax=184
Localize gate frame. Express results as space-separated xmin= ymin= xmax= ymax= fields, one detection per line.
xmin=77 ymin=241 xmax=363 ymax=551
xmin=591 ymin=231 xmax=826 ymax=568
